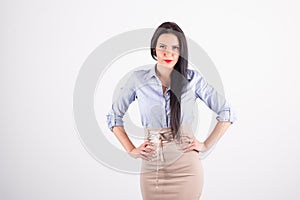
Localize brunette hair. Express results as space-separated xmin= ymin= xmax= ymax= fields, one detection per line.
xmin=150 ymin=22 xmax=188 ymax=139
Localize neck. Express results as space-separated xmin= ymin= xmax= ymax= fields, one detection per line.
xmin=156 ymin=64 xmax=173 ymax=79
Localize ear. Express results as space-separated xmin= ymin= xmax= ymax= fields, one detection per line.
xmin=152 ymin=48 xmax=157 ymax=58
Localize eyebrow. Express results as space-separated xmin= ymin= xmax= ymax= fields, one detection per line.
xmin=158 ymin=42 xmax=179 ymax=47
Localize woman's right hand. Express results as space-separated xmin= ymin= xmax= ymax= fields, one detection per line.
xmin=129 ymin=141 xmax=155 ymax=161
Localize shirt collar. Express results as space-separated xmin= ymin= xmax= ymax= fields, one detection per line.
xmin=186 ymin=70 xmax=192 ymax=81
xmin=146 ymin=64 xmax=192 ymax=81
xmin=145 ymin=64 xmax=158 ymax=80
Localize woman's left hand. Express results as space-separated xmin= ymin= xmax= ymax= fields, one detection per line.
xmin=182 ymin=136 xmax=208 ymax=153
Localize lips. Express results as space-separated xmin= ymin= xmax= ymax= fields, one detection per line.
xmin=164 ymin=60 xmax=173 ymax=63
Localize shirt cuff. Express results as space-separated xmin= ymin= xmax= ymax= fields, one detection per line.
xmin=216 ymin=109 xmax=237 ymax=124
xmin=106 ymin=112 xmax=124 ymax=132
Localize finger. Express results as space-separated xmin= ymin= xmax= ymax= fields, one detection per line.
xmin=143 ymin=147 xmax=155 ymax=153
xmin=140 ymin=154 xmax=149 ymax=160
xmin=141 ymin=150 xmax=155 ymax=158
xmin=193 ymin=149 xmax=200 ymax=153
xmin=144 ymin=141 xmax=154 ymax=145
xmin=140 ymin=152 xmax=152 ymax=161
xmin=183 ymin=148 xmax=193 ymax=153
xmin=145 ymin=147 xmax=156 ymax=154
xmin=181 ymin=143 xmax=194 ymax=150
xmin=182 ymin=144 xmax=195 ymax=152
xmin=180 ymin=137 xmax=194 ymax=145
xmin=142 ymin=156 xmax=152 ymax=161
xmin=145 ymin=143 xmax=155 ymax=148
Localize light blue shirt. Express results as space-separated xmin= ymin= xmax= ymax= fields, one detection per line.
xmin=106 ymin=64 xmax=237 ymax=132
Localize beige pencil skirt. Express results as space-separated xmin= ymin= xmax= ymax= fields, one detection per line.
xmin=140 ymin=128 xmax=204 ymax=200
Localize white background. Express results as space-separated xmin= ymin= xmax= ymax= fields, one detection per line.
xmin=1 ymin=0 xmax=300 ymax=199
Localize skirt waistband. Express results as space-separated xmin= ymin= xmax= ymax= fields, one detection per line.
xmin=144 ymin=127 xmax=174 ymax=144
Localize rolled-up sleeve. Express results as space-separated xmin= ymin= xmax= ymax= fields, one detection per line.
xmin=194 ymin=70 xmax=237 ymax=124
xmin=106 ymin=72 xmax=137 ymax=131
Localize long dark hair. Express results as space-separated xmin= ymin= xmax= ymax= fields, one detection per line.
xmin=150 ymin=22 xmax=188 ymax=140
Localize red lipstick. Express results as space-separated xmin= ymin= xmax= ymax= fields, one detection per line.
xmin=164 ymin=60 xmax=172 ymax=63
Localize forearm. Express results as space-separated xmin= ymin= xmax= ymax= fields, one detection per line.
xmin=204 ymin=121 xmax=231 ymax=150
xmin=112 ymin=126 xmax=136 ymax=153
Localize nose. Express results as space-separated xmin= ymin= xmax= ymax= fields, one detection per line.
xmin=163 ymin=49 xmax=173 ymax=57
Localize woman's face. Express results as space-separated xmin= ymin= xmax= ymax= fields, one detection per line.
xmin=155 ymin=33 xmax=180 ymax=68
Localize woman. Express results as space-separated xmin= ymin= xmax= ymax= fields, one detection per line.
xmin=106 ymin=22 xmax=237 ymax=200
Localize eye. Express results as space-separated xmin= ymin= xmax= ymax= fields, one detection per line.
xmin=159 ymin=44 xmax=166 ymax=49
xmin=173 ymin=46 xmax=180 ymax=50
